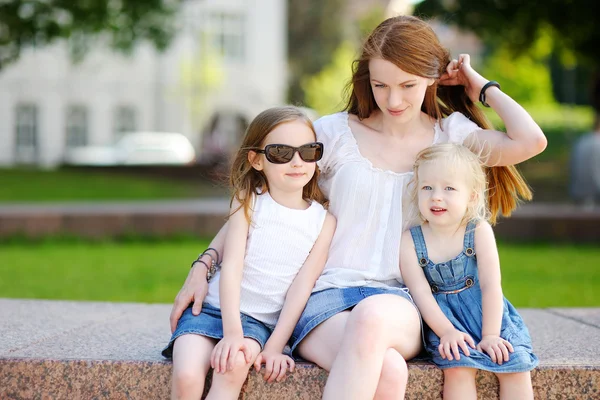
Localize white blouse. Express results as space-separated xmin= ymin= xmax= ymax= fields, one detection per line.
xmin=312 ymin=111 xmax=480 ymax=292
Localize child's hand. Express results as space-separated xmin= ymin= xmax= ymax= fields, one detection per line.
xmin=476 ymin=335 xmax=514 ymax=365
xmin=211 ymin=335 xmax=253 ymax=374
xmin=439 ymin=328 xmax=476 ymax=361
xmin=253 ymin=348 xmax=295 ymax=383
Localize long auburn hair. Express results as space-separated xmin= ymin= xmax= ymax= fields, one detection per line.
xmin=344 ymin=15 xmax=531 ymax=224
xmin=229 ymin=106 xmax=328 ymax=223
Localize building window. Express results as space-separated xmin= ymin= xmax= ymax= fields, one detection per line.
xmin=15 ymin=104 xmax=38 ymax=163
xmin=66 ymin=105 xmax=88 ymax=147
xmin=114 ymin=106 xmax=137 ymax=139
xmin=208 ymin=12 xmax=245 ymax=62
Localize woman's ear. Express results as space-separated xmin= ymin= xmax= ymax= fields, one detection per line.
xmin=248 ymin=151 xmax=263 ymax=171
xmin=427 ymin=78 xmax=435 ymax=87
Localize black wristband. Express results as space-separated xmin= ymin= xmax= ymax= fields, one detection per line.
xmin=479 ymin=80 xmax=501 ymax=107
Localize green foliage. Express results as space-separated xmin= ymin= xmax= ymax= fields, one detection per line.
xmin=481 ymin=34 xmax=556 ymax=105
xmin=415 ymin=0 xmax=600 ymax=66
xmin=287 ymin=0 xmax=346 ymax=104
xmin=301 ymin=41 xmax=356 ymax=116
xmin=299 ymin=7 xmax=388 ymax=115
xmin=1 ymin=239 xmax=598 ymax=306
xmin=0 ymin=0 xmax=178 ymax=69
xmin=357 ymin=6 xmax=386 ymax=40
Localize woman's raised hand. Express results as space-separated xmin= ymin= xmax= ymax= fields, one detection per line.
xmin=439 ymin=54 xmax=489 ymax=104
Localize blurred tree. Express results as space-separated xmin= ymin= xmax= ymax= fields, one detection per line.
xmin=299 ymin=5 xmax=386 ymax=114
xmin=481 ymin=32 xmax=556 ymax=105
xmin=415 ymin=0 xmax=599 ymax=104
xmin=415 ymin=0 xmax=598 ymax=64
xmin=287 ymin=0 xmax=346 ymax=104
xmin=302 ymin=41 xmax=355 ymax=115
xmin=0 ymin=0 xmax=178 ymax=70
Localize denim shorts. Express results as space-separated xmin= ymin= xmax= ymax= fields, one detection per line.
xmin=161 ymin=303 xmax=273 ymax=359
xmin=290 ymin=286 xmax=419 ymax=355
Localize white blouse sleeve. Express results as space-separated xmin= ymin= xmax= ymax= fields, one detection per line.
xmin=441 ymin=112 xmax=482 ymax=145
xmin=314 ymin=114 xmax=344 ymax=174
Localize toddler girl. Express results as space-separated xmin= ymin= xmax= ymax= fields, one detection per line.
xmin=400 ymin=143 xmax=538 ymax=399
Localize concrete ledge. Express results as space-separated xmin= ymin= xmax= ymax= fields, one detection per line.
xmin=1 ymin=201 xmax=598 ymax=242
xmin=1 ymin=299 xmax=599 ymax=399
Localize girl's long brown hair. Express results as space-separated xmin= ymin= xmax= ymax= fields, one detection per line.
xmin=229 ymin=106 xmax=328 ymax=224
xmin=344 ymin=15 xmax=531 ymax=224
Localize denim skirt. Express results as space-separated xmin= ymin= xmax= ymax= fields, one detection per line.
xmin=161 ymin=303 xmax=273 ymax=359
xmin=290 ymin=286 xmax=418 ymax=354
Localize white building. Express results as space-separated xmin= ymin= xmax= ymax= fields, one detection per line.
xmin=0 ymin=0 xmax=287 ymax=167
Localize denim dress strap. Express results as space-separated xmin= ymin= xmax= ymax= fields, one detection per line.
xmin=409 ymin=225 xmax=430 ymax=267
xmin=463 ymin=221 xmax=477 ymax=257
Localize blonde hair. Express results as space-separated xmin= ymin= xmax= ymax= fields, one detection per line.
xmin=408 ymin=143 xmax=492 ymax=226
xmin=229 ymin=106 xmax=328 ymax=223
xmin=345 ymin=15 xmax=532 ymax=223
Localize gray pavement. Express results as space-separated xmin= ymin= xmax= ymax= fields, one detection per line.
xmin=1 ymin=298 xmax=599 ymax=366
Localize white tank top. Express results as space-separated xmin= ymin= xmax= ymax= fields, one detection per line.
xmin=205 ymin=191 xmax=327 ymax=326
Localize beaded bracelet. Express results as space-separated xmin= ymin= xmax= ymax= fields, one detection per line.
xmin=191 ymin=248 xmax=221 ymax=281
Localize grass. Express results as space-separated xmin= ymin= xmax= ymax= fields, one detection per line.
xmin=0 ymin=168 xmax=228 ymax=202
xmin=1 ymin=238 xmax=598 ymax=307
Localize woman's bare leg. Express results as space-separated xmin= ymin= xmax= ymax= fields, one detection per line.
xmin=298 ymin=295 xmax=421 ymax=400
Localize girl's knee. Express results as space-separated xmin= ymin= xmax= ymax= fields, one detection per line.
xmin=218 ymin=340 xmax=260 ymax=383
xmin=172 ymin=367 xmax=206 ymax=399
xmin=213 ymin=353 xmax=252 ymax=385
xmin=497 ymin=371 xmax=532 ymax=384
xmin=444 ymin=367 xmax=477 ymax=380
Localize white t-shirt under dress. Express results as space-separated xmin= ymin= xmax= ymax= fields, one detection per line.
xmin=312 ymin=111 xmax=480 ymax=293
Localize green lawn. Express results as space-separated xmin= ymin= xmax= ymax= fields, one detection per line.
xmin=1 ymin=239 xmax=598 ymax=307
xmin=0 ymin=168 xmax=228 ymax=202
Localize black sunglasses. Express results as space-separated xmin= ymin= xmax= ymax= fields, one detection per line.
xmin=254 ymin=142 xmax=324 ymax=164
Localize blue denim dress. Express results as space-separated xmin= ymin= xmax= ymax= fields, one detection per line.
xmin=409 ymin=222 xmax=539 ymax=373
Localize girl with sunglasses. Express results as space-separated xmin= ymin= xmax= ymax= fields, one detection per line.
xmin=162 ymin=106 xmax=336 ymax=400
xmin=170 ymin=15 xmax=547 ymax=399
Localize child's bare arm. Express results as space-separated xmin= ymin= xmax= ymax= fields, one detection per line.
xmin=266 ymin=213 xmax=336 ymax=352
xmin=211 ymin=200 xmax=251 ymax=373
xmin=474 ymin=221 xmax=513 ymax=364
xmin=400 ymin=230 xmax=475 ymax=360
xmin=255 ymin=213 xmax=336 ymax=382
